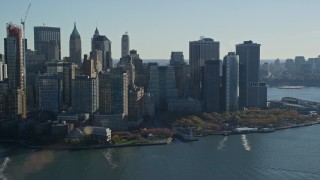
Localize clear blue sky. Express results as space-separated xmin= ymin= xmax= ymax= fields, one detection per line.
xmin=1 ymin=0 xmax=320 ymax=60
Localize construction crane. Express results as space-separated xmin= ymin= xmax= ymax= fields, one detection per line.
xmin=21 ymin=3 xmax=31 ymax=99
xmin=21 ymin=3 xmax=31 ymax=40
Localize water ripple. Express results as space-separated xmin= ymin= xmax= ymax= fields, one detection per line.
xmin=0 ymin=157 xmax=10 ymax=180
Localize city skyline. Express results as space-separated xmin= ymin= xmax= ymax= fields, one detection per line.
xmin=1 ymin=1 xmax=320 ymax=60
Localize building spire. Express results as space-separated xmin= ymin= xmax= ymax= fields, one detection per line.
xmin=71 ymin=22 xmax=80 ymax=36
xmin=94 ymin=26 xmax=99 ymax=38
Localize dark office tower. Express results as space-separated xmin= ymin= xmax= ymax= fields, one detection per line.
xmin=26 ymin=49 xmax=46 ymax=109
xmin=222 ymin=52 xmax=239 ymax=112
xmin=0 ymin=81 xmax=8 ymax=115
xmin=203 ymin=60 xmax=221 ymax=112
xmin=189 ymin=38 xmax=219 ymax=100
xmin=71 ymin=75 xmax=98 ymax=114
xmin=236 ymin=41 xmax=267 ymax=108
xmin=148 ymin=65 xmax=178 ymax=110
xmin=37 ymin=74 xmax=59 ymax=112
xmin=170 ymin=52 xmax=187 ymax=98
xmin=69 ymin=23 xmax=82 ymax=66
xmin=82 ymin=55 xmax=96 ymax=78
xmin=4 ymin=23 xmax=27 ymax=119
xmin=91 ymin=27 xmax=112 ymax=69
xmin=47 ymin=61 xmax=77 ymax=108
xmin=128 ymin=86 xmax=144 ymax=128
xmin=98 ymin=67 xmax=128 ymax=115
xmin=48 ymin=40 xmax=59 ymax=60
xmin=121 ymin=32 xmax=129 ymax=58
xmin=34 ymin=26 xmax=61 ymax=60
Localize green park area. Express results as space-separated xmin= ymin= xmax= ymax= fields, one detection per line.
xmin=162 ymin=109 xmax=317 ymax=131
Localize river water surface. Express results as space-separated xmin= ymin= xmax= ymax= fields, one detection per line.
xmin=1 ymin=87 xmax=320 ymax=180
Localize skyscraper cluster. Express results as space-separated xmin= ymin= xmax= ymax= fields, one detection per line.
xmin=0 ymin=21 xmax=267 ymax=131
xmin=189 ymin=38 xmax=267 ymax=112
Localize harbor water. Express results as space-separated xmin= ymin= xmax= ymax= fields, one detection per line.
xmin=1 ymin=87 xmax=320 ymax=180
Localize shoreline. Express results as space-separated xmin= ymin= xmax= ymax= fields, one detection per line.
xmin=0 ymin=122 xmax=319 ymax=149
xmin=22 ymin=141 xmax=171 ymax=150
xmin=203 ymin=121 xmax=320 ymax=136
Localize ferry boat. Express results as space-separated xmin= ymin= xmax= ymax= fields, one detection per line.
xmin=278 ymin=86 xmax=304 ymax=89
xmin=233 ymin=127 xmax=258 ymax=134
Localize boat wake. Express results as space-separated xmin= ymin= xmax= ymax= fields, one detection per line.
xmin=241 ymin=135 xmax=251 ymax=151
xmin=103 ymin=149 xmax=118 ymax=169
xmin=217 ymin=136 xmax=228 ymax=150
xmin=0 ymin=157 xmax=10 ymax=180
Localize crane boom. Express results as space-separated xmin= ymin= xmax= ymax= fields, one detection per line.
xmin=21 ymin=3 xmax=31 ymax=25
xmin=21 ymin=3 xmax=31 ymax=100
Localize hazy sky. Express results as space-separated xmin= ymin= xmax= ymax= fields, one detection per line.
xmin=1 ymin=0 xmax=320 ymax=60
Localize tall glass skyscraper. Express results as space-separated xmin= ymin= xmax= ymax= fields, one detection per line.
xmin=222 ymin=52 xmax=239 ymax=112
xmin=4 ymin=23 xmax=27 ymax=119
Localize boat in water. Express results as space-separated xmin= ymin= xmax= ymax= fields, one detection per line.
xmin=278 ymin=86 xmax=304 ymax=89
